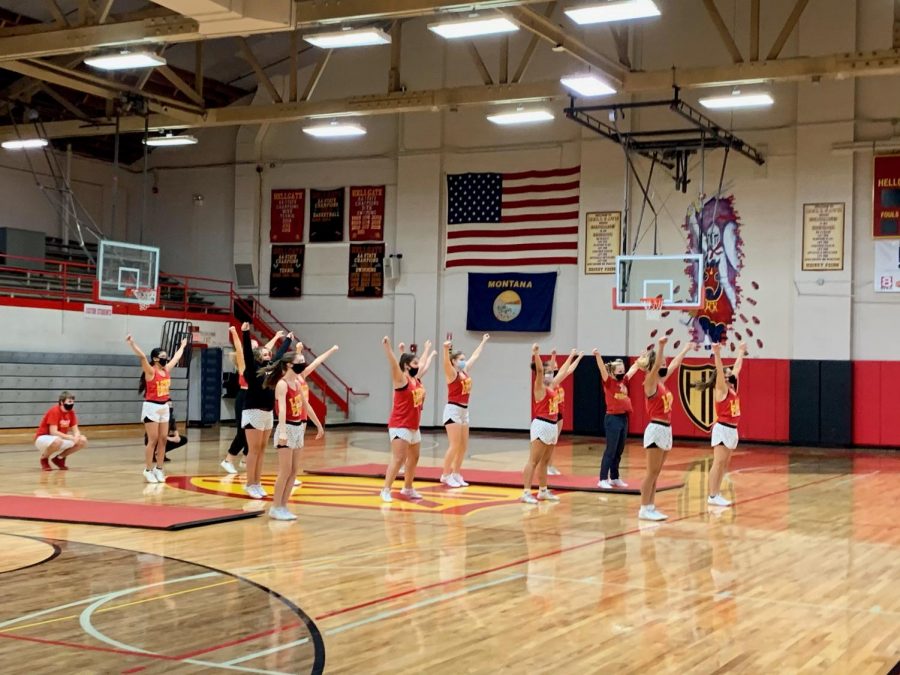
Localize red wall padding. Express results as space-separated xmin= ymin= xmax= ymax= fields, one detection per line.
xmin=626 ymin=357 xmax=790 ymax=443
xmin=852 ymin=361 xmax=900 ymax=447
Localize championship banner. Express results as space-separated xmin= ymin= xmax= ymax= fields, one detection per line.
xmin=873 ymin=155 xmax=900 ymax=238
xmin=874 ymin=240 xmax=900 ymax=292
xmin=269 ymin=244 xmax=304 ymax=298
xmin=466 ymin=272 xmax=556 ymax=332
xmin=348 ymin=243 xmax=385 ymax=298
xmin=309 ymin=188 xmax=345 ymax=242
xmin=349 ymin=186 xmax=385 ymax=241
xmin=270 ymin=189 xmax=305 ymax=243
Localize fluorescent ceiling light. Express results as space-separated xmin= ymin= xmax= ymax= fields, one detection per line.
xmin=303 ymin=122 xmax=367 ymax=138
xmin=699 ymin=92 xmax=774 ymax=109
xmin=85 ymin=50 xmax=166 ymax=70
xmin=487 ymin=110 xmax=554 ymax=125
xmin=303 ymin=28 xmax=391 ymax=49
xmin=560 ymin=74 xmax=617 ymax=97
xmin=1 ymin=138 xmax=49 ymax=149
xmin=428 ymin=17 xmax=518 ymax=39
xmin=565 ymin=0 xmax=661 ymax=25
xmin=143 ymin=133 xmax=199 ymax=147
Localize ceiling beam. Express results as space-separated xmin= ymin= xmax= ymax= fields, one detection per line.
xmin=10 ymin=48 xmax=900 ymax=142
xmin=467 ymin=42 xmax=494 ymax=85
xmin=512 ymin=1 xmax=556 ymax=84
xmin=97 ymin=0 xmax=116 ymax=25
xmin=750 ymin=0 xmax=760 ymax=61
xmin=502 ymin=5 xmax=625 ymax=87
xmin=701 ymin=0 xmax=743 ymax=64
xmin=43 ymin=0 xmax=68 ymax=26
xmin=157 ymin=64 xmax=205 ymax=105
xmin=302 ymin=50 xmax=332 ymax=101
xmin=626 ymin=48 xmax=900 ymax=91
xmin=294 ymin=0 xmax=547 ymax=26
xmin=0 ymin=58 xmax=205 ymax=114
xmin=767 ymin=0 xmax=811 ymax=60
xmin=0 ymin=15 xmax=199 ymax=61
xmin=238 ymin=36 xmax=282 ymax=104
xmin=39 ymin=83 xmax=88 ymax=118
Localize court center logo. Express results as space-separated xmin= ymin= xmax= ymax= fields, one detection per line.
xmin=492 ymin=290 xmax=522 ymax=322
xmin=678 ymin=364 xmax=717 ymax=432
xmin=166 ymin=474 xmax=523 ymax=515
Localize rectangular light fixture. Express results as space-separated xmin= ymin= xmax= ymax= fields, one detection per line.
xmin=303 ymin=28 xmax=391 ymax=49
xmin=486 ymin=110 xmax=554 ymax=126
xmin=302 ymin=123 xmax=367 ymax=138
xmin=85 ymin=50 xmax=166 ymax=70
xmin=560 ymin=74 xmax=617 ymax=97
xmin=143 ymin=134 xmax=198 ymax=147
xmin=1 ymin=138 xmax=49 ymax=150
xmin=699 ymin=92 xmax=775 ymax=109
xmin=428 ymin=17 xmax=518 ymax=39
xmin=565 ymin=0 xmax=661 ymax=25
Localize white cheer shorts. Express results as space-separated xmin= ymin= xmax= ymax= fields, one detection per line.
xmin=142 ymin=401 xmax=170 ymax=424
xmin=530 ymin=418 xmax=559 ymax=446
xmin=389 ymin=428 xmax=422 ymax=444
xmin=35 ymin=435 xmax=75 ymax=453
xmin=443 ymin=403 xmax=470 ymax=426
xmin=242 ymin=408 xmax=274 ymax=431
xmin=643 ymin=422 xmax=673 ymax=451
xmin=275 ymin=421 xmax=306 ymax=449
xmin=711 ymin=423 xmax=739 ymax=450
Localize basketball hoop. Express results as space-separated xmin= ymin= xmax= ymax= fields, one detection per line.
xmin=641 ymin=296 xmax=664 ymax=322
xmin=127 ymin=287 xmax=158 ymax=311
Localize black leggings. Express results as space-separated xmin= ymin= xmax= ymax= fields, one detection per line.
xmin=227 ymin=389 xmax=248 ymax=457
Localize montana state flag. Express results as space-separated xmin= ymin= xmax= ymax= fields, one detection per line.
xmin=466 ymin=272 xmax=556 ymax=332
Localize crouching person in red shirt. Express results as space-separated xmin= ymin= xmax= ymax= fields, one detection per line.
xmin=34 ymin=391 xmax=88 ymax=471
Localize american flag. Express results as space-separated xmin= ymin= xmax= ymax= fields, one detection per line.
xmin=445 ymin=166 xmax=581 ymax=268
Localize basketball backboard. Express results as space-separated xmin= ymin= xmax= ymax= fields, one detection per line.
xmin=613 ymin=254 xmax=704 ymax=309
xmin=95 ymin=240 xmax=160 ymax=306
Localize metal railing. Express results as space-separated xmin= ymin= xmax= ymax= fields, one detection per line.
xmin=231 ymin=294 xmax=367 ymax=416
xmin=0 ymin=253 xmax=366 ymax=417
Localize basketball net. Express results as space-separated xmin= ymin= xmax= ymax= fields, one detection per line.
xmin=128 ymin=287 xmax=158 ymax=311
xmin=641 ymin=296 xmax=664 ymax=322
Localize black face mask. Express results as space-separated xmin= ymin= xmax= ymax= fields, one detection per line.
xmin=728 ymin=375 xmax=738 ymax=386
xmin=614 ymin=373 xmax=625 ymax=381
xmin=291 ymin=363 xmax=304 ymax=374
xmin=157 ymin=358 xmax=168 ymax=367
xmin=658 ymin=367 xmax=668 ymax=378
xmin=62 ymin=403 xmax=75 ymax=411
xmin=408 ymin=367 xmax=419 ymax=378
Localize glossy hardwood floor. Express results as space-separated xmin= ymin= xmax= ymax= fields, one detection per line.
xmin=0 ymin=425 xmax=897 ymax=674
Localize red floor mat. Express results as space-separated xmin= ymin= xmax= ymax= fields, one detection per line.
xmin=306 ymin=464 xmax=683 ymax=494
xmin=0 ymin=495 xmax=260 ymax=530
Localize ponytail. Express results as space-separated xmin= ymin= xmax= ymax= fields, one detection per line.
xmin=692 ymin=372 xmax=717 ymax=391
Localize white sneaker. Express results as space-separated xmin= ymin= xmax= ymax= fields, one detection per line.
xmin=520 ymin=492 xmax=538 ymax=504
xmin=254 ymin=484 xmax=267 ymax=498
xmin=452 ymin=473 xmax=469 ymax=487
xmin=597 ymin=479 xmax=613 ymax=489
xmin=293 ymin=478 xmax=302 ymax=487
xmin=268 ymin=507 xmax=294 ymax=521
xmin=380 ymin=488 xmax=393 ymax=503
xmin=400 ymin=488 xmax=423 ymax=500
xmin=611 ymin=478 xmax=628 ymax=488
xmin=547 ymin=466 xmax=561 ymax=476
xmin=244 ymin=484 xmax=262 ymax=499
xmin=441 ymin=474 xmax=462 ymax=488
xmin=537 ymin=489 xmax=560 ymax=502
xmin=220 ymin=459 xmax=237 ymax=475
xmin=707 ymin=494 xmax=732 ymax=507
xmin=639 ymin=506 xmax=667 ymax=521
xmin=142 ymin=469 xmax=158 ymax=484
xmin=152 ymin=467 xmax=166 ymax=483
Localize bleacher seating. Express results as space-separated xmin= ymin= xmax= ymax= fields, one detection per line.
xmin=0 ymin=351 xmax=187 ymax=429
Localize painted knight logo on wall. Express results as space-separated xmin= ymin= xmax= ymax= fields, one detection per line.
xmin=678 ymin=364 xmax=717 ymax=432
xmin=684 ymin=196 xmax=743 ymax=346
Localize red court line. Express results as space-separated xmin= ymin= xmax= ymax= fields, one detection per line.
xmin=119 ymin=473 xmax=847 ymax=669
xmin=0 ymin=631 xmax=180 ymax=661
xmin=314 ymin=472 xmax=845 ymax=620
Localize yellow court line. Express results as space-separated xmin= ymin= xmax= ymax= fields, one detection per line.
xmin=3 ymin=579 xmax=237 ymax=633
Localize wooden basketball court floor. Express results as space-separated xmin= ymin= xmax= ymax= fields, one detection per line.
xmin=0 ymin=426 xmax=897 ymax=674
